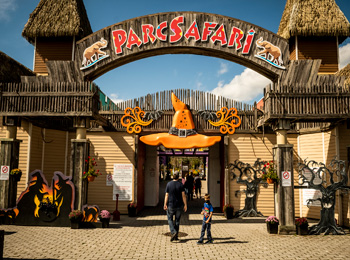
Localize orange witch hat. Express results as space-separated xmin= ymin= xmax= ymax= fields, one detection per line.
xmin=140 ymin=93 xmax=221 ymax=149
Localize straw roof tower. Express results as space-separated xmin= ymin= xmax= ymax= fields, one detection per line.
xmin=336 ymin=64 xmax=350 ymax=88
xmin=278 ymin=0 xmax=350 ymax=74
xmin=22 ymin=0 xmax=93 ymax=75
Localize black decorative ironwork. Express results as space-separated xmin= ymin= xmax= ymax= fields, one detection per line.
xmin=228 ymin=159 xmax=268 ymax=217
xmin=298 ymin=159 xmax=350 ymax=235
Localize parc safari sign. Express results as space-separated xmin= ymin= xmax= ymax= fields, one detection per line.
xmin=111 ymin=16 xmax=256 ymax=55
xmin=77 ymin=12 xmax=289 ymax=80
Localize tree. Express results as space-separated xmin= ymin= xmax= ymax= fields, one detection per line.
xmin=298 ymin=159 xmax=350 ymax=235
xmin=228 ymin=159 xmax=268 ymax=217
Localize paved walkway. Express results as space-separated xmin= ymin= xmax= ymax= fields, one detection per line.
xmin=1 ymin=180 xmax=350 ymax=260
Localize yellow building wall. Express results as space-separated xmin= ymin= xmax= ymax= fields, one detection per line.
xmin=86 ymin=132 xmax=135 ymax=214
xmin=0 ymin=119 xmax=30 ymax=199
xmin=297 ymin=130 xmax=340 ymax=221
xmin=338 ymin=124 xmax=350 ymax=227
xmin=228 ymin=133 xmax=276 ymax=217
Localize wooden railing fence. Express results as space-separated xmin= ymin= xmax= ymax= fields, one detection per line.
xmin=264 ymin=82 xmax=350 ymax=122
xmin=0 ymin=82 xmax=100 ymax=117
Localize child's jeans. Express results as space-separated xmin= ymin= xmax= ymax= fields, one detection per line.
xmin=199 ymin=221 xmax=212 ymax=241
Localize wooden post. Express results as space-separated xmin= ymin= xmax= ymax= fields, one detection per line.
xmin=0 ymin=229 xmax=4 ymax=260
xmin=71 ymin=117 xmax=90 ymax=210
xmin=71 ymin=139 xmax=89 ymax=210
xmin=0 ymin=118 xmax=22 ymax=209
xmin=273 ymin=144 xmax=296 ymax=235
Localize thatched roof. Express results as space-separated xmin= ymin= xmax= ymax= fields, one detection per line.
xmin=22 ymin=0 xmax=92 ymax=44
xmin=336 ymin=64 xmax=350 ymax=87
xmin=0 ymin=52 xmax=35 ymax=82
xmin=278 ymin=0 xmax=350 ymax=42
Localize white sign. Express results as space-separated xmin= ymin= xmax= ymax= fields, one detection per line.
xmin=106 ymin=174 xmax=114 ymax=186
xmin=0 ymin=165 xmax=10 ymax=180
xmin=113 ymin=164 xmax=133 ymax=201
xmin=281 ymin=171 xmax=291 ymax=187
xmin=303 ymin=188 xmax=322 ymax=207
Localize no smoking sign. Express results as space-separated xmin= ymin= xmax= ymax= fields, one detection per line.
xmin=0 ymin=165 xmax=10 ymax=180
xmin=281 ymin=171 xmax=291 ymax=187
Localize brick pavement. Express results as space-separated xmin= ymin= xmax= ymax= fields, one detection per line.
xmin=1 ymin=180 xmax=350 ymax=260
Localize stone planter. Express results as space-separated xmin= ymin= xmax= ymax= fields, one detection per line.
xmin=101 ymin=218 xmax=110 ymax=228
xmin=266 ymin=222 xmax=279 ymax=234
xmin=224 ymin=207 xmax=234 ymax=219
xmin=128 ymin=207 xmax=137 ymax=217
xmin=296 ymin=224 xmax=308 ymax=235
xmin=70 ymin=219 xmax=81 ymax=229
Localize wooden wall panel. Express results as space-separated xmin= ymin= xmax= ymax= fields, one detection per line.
xmin=34 ymin=38 xmax=73 ymax=74
xmin=338 ymin=123 xmax=350 ymax=227
xmin=29 ymin=125 xmax=43 ymax=173
xmin=43 ymin=129 xmax=67 ymax=182
xmin=298 ymin=132 xmax=323 ymax=219
xmin=297 ymin=37 xmax=338 ymax=74
xmin=86 ymin=132 xmax=135 ymax=214
xmin=228 ymin=133 xmax=276 ymax=217
xmin=287 ymin=134 xmax=300 ymax=218
xmin=16 ymin=121 xmax=30 ymax=199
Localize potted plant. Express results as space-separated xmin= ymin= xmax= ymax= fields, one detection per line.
xmin=68 ymin=210 xmax=83 ymax=229
xmin=99 ymin=210 xmax=111 ymax=228
xmin=10 ymin=168 xmax=22 ymax=182
xmin=223 ymin=204 xmax=234 ymax=219
xmin=295 ymin=217 xmax=308 ymax=235
xmin=261 ymin=161 xmax=279 ymax=184
xmin=265 ymin=216 xmax=279 ymax=234
xmin=82 ymin=156 xmax=101 ymax=182
xmin=127 ymin=202 xmax=137 ymax=217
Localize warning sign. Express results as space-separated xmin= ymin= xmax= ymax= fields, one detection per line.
xmin=281 ymin=171 xmax=291 ymax=187
xmin=0 ymin=165 xmax=10 ymax=180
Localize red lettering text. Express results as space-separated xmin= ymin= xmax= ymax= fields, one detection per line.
xmin=126 ymin=28 xmax=142 ymax=50
xmin=170 ymin=16 xmax=184 ymax=43
xmin=202 ymin=22 xmax=217 ymax=41
xmin=142 ymin=24 xmax=156 ymax=44
xmin=156 ymin=21 xmax=168 ymax=41
xmin=185 ymin=20 xmax=200 ymax=41
xmin=242 ymin=29 xmax=255 ymax=54
xmin=228 ymin=27 xmax=244 ymax=50
xmin=112 ymin=29 xmax=127 ymax=54
xmin=210 ymin=24 xmax=227 ymax=45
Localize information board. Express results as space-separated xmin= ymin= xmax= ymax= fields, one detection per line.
xmin=113 ymin=164 xmax=133 ymax=201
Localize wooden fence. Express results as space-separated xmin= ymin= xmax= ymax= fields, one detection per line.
xmin=99 ymin=89 xmax=259 ymax=132
xmin=0 ymin=82 xmax=100 ymax=117
xmin=264 ymin=82 xmax=350 ymax=122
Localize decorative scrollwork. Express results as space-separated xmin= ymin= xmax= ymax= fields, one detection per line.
xmin=121 ymin=107 xmax=153 ymax=134
xmin=208 ymin=107 xmax=241 ymax=134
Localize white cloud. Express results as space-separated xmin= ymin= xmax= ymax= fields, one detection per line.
xmin=339 ymin=43 xmax=350 ymax=69
xmin=0 ymin=0 xmax=17 ymax=21
xmin=110 ymin=93 xmax=124 ymax=104
xmin=217 ymin=62 xmax=228 ymax=75
xmin=211 ymin=68 xmax=271 ymax=102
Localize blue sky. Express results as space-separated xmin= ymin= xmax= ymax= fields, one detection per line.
xmin=1 ymin=0 xmax=350 ymax=104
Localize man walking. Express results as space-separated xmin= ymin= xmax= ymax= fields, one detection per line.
xmin=164 ymin=172 xmax=187 ymax=242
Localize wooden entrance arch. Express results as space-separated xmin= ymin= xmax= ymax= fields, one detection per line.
xmin=74 ymin=12 xmax=289 ymax=81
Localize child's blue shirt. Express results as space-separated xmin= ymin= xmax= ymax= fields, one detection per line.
xmin=202 ymin=201 xmax=214 ymax=222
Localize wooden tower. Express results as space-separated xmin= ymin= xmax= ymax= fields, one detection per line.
xmin=22 ymin=0 xmax=92 ymax=75
xmin=278 ymin=0 xmax=350 ymax=74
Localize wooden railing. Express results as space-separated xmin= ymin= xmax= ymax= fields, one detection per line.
xmin=98 ymin=89 xmax=259 ymax=132
xmin=0 ymin=82 xmax=100 ymax=117
xmin=264 ymin=83 xmax=350 ymax=122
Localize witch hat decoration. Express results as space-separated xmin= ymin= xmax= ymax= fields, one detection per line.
xmin=140 ymin=93 xmax=221 ymax=149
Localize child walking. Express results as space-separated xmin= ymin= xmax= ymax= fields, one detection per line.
xmin=197 ymin=194 xmax=214 ymax=244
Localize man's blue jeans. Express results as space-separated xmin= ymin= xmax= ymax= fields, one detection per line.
xmin=167 ymin=207 xmax=182 ymax=235
xmin=199 ymin=221 xmax=212 ymax=241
